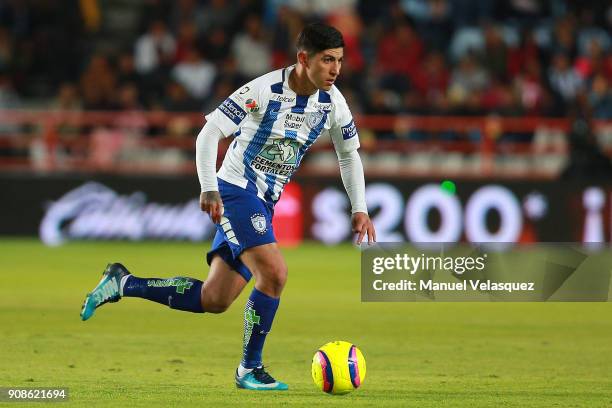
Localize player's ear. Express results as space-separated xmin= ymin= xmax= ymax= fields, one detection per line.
xmin=297 ymin=50 xmax=309 ymax=68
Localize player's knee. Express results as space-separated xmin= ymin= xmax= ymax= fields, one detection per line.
xmin=262 ymin=263 xmax=287 ymax=293
xmin=203 ymin=295 xmax=232 ymax=314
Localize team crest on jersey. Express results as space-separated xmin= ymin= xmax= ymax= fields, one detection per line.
xmin=250 ymin=213 xmax=267 ymax=234
xmin=307 ymin=110 xmax=325 ymax=128
xmin=245 ymin=98 xmax=259 ymax=113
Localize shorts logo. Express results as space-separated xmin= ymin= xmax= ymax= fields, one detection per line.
xmin=307 ymin=110 xmax=325 ymax=128
xmin=250 ymin=213 xmax=267 ymax=234
xmin=341 ymin=120 xmax=357 ymax=140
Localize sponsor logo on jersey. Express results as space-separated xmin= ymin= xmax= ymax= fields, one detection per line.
xmin=245 ymin=98 xmax=259 ymax=113
xmin=284 ymin=112 xmax=305 ymax=130
xmin=218 ymin=98 xmax=247 ymax=125
xmin=341 ymin=119 xmax=357 ymax=140
xmin=250 ymin=213 xmax=267 ymax=234
xmin=251 ymin=139 xmax=299 ymax=176
xmin=239 ymin=86 xmax=250 ymax=95
xmin=271 ymin=94 xmax=296 ymax=103
xmin=262 ymin=139 xmax=298 ymax=163
xmin=313 ymin=102 xmax=332 ymax=111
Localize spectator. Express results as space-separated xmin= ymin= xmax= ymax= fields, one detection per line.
xmin=400 ymin=0 xmax=452 ymax=51
xmin=171 ymin=48 xmax=216 ymax=101
xmin=52 ymin=82 xmax=82 ymax=111
xmin=174 ymin=20 xmax=198 ymax=64
xmin=410 ymin=51 xmax=450 ymax=107
xmin=588 ymin=73 xmax=612 ymax=119
xmin=201 ymin=27 xmax=232 ymax=63
xmin=134 ymin=20 xmax=176 ymax=75
xmin=576 ymin=8 xmax=610 ymax=57
xmin=0 ymin=0 xmax=608 ymax=125
xmin=365 ymin=90 xmax=400 ymax=140
xmin=561 ymin=115 xmax=612 ymax=180
xmin=449 ymin=0 xmax=496 ymax=28
xmin=0 ymin=27 xmax=13 ymax=72
xmin=194 ymin=0 xmax=240 ymax=36
xmin=449 ymin=25 xmax=484 ymax=62
xmin=507 ymin=29 xmax=543 ymax=79
xmin=548 ymin=52 xmax=583 ymax=103
xmin=79 ymin=54 xmax=117 ymax=110
xmin=0 ymin=70 xmax=20 ymax=112
xmin=0 ymin=71 xmax=21 ymax=157
xmin=480 ymin=23 xmax=508 ymax=80
xmin=169 ymin=0 xmax=198 ymax=33
xmin=162 ymin=81 xmax=199 ymax=112
xmin=231 ymin=14 xmax=272 ymax=80
xmin=549 ymin=15 xmax=578 ymax=60
xmin=51 ymin=83 xmax=82 ymax=160
xmin=116 ymin=52 xmax=141 ymax=88
xmin=375 ymin=21 xmax=423 ymax=94
xmin=114 ymin=82 xmax=148 ymax=137
xmin=574 ymin=38 xmax=606 ymax=81
xmin=449 ymin=53 xmax=489 ymax=102
xmin=513 ymin=59 xmax=545 ymax=115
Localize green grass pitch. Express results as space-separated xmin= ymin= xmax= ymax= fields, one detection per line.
xmin=1 ymin=238 xmax=611 ymax=407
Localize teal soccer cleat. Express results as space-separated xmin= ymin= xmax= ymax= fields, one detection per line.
xmin=80 ymin=263 xmax=130 ymax=321
xmin=235 ymin=366 xmax=288 ymax=391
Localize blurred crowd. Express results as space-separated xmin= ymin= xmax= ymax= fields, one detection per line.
xmin=0 ymin=0 xmax=611 ymax=124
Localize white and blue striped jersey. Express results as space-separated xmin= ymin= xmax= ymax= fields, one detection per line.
xmin=205 ymin=65 xmax=360 ymax=205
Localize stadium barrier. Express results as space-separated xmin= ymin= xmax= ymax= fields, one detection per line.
xmin=0 ymin=109 xmax=611 ymax=178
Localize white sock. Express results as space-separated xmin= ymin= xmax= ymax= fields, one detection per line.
xmin=119 ymin=274 xmax=132 ymax=296
xmin=237 ymin=364 xmax=254 ymax=377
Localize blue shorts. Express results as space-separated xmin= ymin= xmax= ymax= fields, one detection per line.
xmin=206 ymin=179 xmax=276 ymax=282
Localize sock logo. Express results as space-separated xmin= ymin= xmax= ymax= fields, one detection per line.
xmin=147 ymin=278 xmax=194 ymax=294
xmin=245 ymin=308 xmax=261 ymax=325
xmin=243 ymin=305 xmax=261 ymax=352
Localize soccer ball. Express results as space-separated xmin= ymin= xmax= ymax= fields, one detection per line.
xmin=311 ymin=340 xmax=366 ymax=395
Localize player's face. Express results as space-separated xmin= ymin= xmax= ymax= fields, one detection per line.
xmin=306 ymin=48 xmax=343 ymax=91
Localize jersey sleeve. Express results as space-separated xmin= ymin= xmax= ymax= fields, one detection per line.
xmin=328 ymin=94 xmax=360 ymax=153
xmin=205 ymin=80 xmax=262 ymax=136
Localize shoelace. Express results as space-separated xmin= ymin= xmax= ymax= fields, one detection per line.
xmin=251 ymin=366 xmax=276 ymax=384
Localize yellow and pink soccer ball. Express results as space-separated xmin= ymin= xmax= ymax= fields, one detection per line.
xmin=311 ymin=340 xmax=366 ymax=395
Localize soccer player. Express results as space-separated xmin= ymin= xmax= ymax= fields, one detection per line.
xmin=80 ymin=23 xmax=376 ymax=391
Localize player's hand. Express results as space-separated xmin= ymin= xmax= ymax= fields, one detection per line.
xmin=200 ymin=191 xmax=224 ymax=224
xmin=352 ymin=212 xmax=376 ymax=245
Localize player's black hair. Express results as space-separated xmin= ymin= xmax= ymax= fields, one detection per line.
xmin=296 ymin=23 xmax=344 ymax=55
